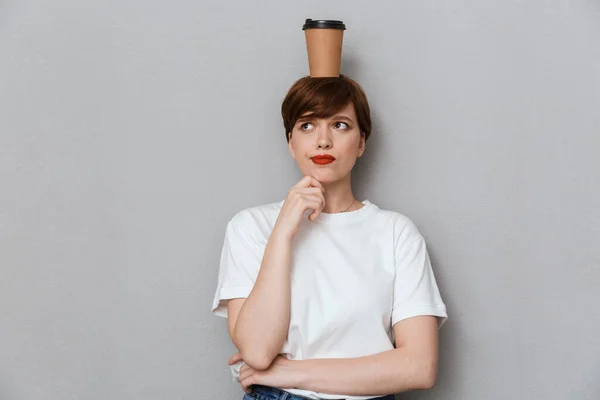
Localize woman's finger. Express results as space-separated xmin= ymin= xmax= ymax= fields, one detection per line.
xmin=228 ymin=352 xmax=243 ymax=365
xmin=240 ymin=373 xmax=256 ymax=393
xmin=300 ymin=195 xmax=325 ymax=220
xmin=238 ymin=366 xmax=252 ymax=382
xmin=292 ymin=175 xmax=324 ymax=191
xmin=294 ymin=187 xmax=325 ymax=195
xmin=300 ymin=197 xmax=322 ymax=219
xmin=292 ymin=175 xmax=314 ymax=189
xmin=307 ymin=176 xmax=325 ymax=190
xmin=296 ymin=193 xmax=325 ymax=209
xmin=239 ymin=362 xmax=249 ymax=374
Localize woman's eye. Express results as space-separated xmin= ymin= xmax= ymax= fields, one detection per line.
xmin=300 ymin=122 xmax=314 ymax=130
xmin=334 ymin=122 xmax=349 ymax=130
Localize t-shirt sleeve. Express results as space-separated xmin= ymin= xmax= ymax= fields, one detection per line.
xmin=392 ymin=225 xmax=448 ymax=329
xmin=211 ymin=214 xmax=263 ymax=318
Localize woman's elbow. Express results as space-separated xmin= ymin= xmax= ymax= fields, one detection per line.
xmin=417 ymin=360 xmax=438 ymax=389
xmin=233 ymin=336 xmax=278 ymax=370
xmin=240 ymin=351 xmax=274 ymax=371
xmin=419 ymin=373 xmax=437 ymax=390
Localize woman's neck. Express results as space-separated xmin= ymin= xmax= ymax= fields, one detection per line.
xmin=321 ymin=179 xmax=362 ymax=214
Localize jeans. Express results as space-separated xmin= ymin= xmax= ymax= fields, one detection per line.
xmin=243 ymin=385 xmax=395 ymax=400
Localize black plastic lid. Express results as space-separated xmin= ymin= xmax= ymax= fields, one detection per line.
xmin=302 ymin=19 xmax=346 ymax=30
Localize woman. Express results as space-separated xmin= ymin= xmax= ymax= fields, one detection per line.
xmin=211 ymin=75 xmax=448 ymax=400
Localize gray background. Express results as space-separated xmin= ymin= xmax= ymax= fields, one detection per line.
xmin=1 ymin=0 xmax=599 ymax=399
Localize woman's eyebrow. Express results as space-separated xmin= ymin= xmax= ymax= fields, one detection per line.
xmin=330 ymin=115 xmax=354 ymax=123
xmin=296 ymin=114 xmax=355 ymax=123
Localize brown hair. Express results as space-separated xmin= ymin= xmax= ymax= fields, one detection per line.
xmin=281 ymin=75 xmax=372 ymax=143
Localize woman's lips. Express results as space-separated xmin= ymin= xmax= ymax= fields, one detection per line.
xmin=311 ymin=155 xmax=336 ymax=165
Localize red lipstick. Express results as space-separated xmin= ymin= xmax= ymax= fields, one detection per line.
xmin=311 ymin=154 xmax=336 ymax=165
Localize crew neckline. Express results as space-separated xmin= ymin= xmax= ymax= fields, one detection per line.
xmin=279 ymin=200 xmax=377 ymax=226
xmin=276 ymin=199 xmax=377 ymax=225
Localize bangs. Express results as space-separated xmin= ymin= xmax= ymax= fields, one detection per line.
xmin=290 ymin=79 xmax=353 ymax=123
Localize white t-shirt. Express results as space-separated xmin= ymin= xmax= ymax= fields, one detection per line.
xmin=211 ymin=200 xmax=447 ymax=400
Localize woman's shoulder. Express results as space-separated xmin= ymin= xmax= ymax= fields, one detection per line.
xmin=227 ymin=200 xmax=284 ymax=231
xmin=370 ymin=202 xmax=416 ymax=225
xmin=369 ymin=202 xmax=424 ymax=242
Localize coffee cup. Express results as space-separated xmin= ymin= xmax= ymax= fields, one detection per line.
xmin=302 ymin=19 xmax=346 ymax=77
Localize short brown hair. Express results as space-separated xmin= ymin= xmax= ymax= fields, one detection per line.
xmin=281 ymin=75 xmax=372 ymax=142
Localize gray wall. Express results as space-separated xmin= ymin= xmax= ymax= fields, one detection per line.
xmin=1 ymin=1 xmax=599 ymax=399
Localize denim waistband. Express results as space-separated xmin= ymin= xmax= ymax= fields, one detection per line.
xmin=247 ymin=385 xmax=395 ymax=400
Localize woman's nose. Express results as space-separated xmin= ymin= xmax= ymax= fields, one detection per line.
xmin=317 ymin=129 xmax=333 ymax=149
xmin=318 ymin=139 xmax=332 ymax=149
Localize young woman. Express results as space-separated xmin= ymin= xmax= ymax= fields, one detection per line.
xmin=211 ymin=75 xmax=448 ymax=400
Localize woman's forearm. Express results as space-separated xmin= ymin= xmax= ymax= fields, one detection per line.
xmin=233 ymin=229 xmax=292 ymax=370
xmin=296 ymin=347 xmax=437 ymax=395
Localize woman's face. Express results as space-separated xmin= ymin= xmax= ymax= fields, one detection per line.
xmin=288 ymin=102 xmax=366 ymax=184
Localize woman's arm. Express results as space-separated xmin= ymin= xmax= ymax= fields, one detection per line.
xmin=236 ymin=315 xmax=440 ymax=394
xmin=297 ymin=316 xmax=439 ymax=395
xmin=228 ymin=230 xmax=293 ymax=371
xmin=228 ymin=176 xmax=326 ymax=371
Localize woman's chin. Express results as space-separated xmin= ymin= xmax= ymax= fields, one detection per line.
xmin=306 ymin=168 xmax=344 ymax=183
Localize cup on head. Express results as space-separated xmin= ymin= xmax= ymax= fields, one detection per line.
xmin=302 ymin=19 xmax=346 ymax=78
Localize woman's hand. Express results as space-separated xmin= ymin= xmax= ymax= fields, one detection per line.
xmin=228 ymin=352 xmax=303 ymax=393
xmin=272 ymin=175 xmax=325 ymax=240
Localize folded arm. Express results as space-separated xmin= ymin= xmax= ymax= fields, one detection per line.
xmin=227 ymin=230 xmax=292 ymax=371
xmin=295 ymin=316 xmax=440 ymax=396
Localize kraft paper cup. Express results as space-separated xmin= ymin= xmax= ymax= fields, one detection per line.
xmin=303 ymin=19 xmax=346 ymax=77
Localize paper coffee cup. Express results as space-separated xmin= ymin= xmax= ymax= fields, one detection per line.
xmin=302 ymin=19 xmax=346 ymax=77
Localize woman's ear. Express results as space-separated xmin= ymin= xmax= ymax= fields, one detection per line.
xmin=357 ymin=132 xmax=366 ymax=158
xmin=288 ymin=132 xmax=296 ymax=159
